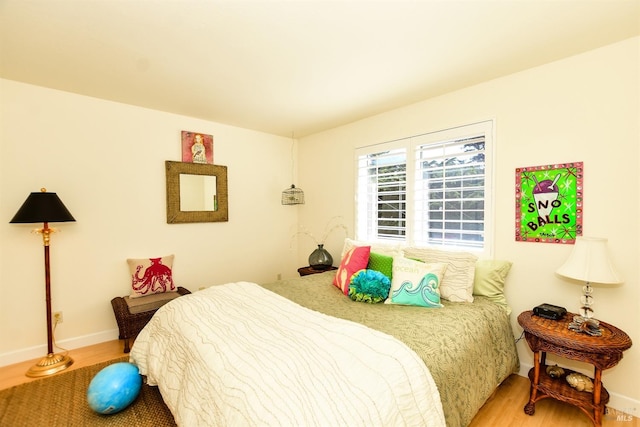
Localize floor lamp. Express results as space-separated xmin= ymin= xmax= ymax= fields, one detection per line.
xmin=10 ymin=188 xmax=76 ymax=377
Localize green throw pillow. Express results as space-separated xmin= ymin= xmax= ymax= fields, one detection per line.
xmin=473 ymin=259 xmax=513 ymax=314
xmin=367 ymin=252 xmax=393 ymax=280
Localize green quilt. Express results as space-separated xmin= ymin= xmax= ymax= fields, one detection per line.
xmin=261 ymin=271 xmax=519 ymax=427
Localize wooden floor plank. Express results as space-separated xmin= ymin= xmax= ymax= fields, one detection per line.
xmin=1 ymin=340 xmax=636 ymax=426
xmin=0 ymin=340 xmax=122 ymax=390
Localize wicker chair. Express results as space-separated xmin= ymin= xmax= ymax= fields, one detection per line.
xmin=111 ymin=287 xmax=191 ymax=353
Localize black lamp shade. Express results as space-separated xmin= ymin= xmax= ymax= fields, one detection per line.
xmin=10 ymin=191 xmax=75 ymax=224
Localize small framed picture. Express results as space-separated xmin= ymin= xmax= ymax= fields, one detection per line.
xmin=181 ymin=131 xmax=213 ymax=164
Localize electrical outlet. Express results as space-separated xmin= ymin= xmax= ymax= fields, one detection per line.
xmin=277 ymin=273 xmax=282 ymax=281
xmin=53 ymin=311 xmax=63 ymax=324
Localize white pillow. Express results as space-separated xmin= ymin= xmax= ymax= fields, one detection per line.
xmin=402 ymin=247 xmax=478 ymax=302
xmin=341 ymin=238 xmax=403 ymax=258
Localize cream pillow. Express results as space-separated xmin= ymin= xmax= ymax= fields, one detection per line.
xmin=341 ymin=238 xmax=403 ymax=258
xmin=402 ymin=247 xmax=478 ymax=302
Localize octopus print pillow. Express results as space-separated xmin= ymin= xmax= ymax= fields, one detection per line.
xmin=386 ymin=256 xmax=446 ymax=308
xmin=127 ymin=255 xmax=176 ymax=298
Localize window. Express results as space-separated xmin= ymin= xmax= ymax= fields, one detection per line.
xmin=355 ymin=121 xmax=494 ymax=255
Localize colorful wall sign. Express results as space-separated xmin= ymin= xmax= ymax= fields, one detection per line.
xmin=515 ymin=162 xmax=583 ymax=244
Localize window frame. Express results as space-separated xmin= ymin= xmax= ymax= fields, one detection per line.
xmin=354 ymin=120 xmax=495 ymax=257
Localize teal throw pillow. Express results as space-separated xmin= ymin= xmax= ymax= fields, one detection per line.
xmin=387 ymin=256 xmax=446 ymax=308
xmin=348 ymin=269 xmax=391 ymax=304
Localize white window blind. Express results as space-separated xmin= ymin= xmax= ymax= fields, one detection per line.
xmin=413 ymin=134 xmax=486 ymax=248
xmin=356 ymin=146 xmax=407 ymax=241
xmin=355 ymin=121 xmax=494 ymax=255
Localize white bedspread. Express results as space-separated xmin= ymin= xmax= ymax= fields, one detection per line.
xmin=130 ymin=282 xmax=445 ymax=427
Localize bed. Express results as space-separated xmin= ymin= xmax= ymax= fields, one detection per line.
xmin=130 ymin=259 xmax=519 ymax=427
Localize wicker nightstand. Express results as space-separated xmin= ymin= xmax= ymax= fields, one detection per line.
xmin=111 ymin=287 xmax=191 ymax=353
xmin=517 ymin=310 xmax=632 ymax=426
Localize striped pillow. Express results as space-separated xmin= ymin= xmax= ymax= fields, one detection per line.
xmin=402 ymin=248 xmax=478 ymax=302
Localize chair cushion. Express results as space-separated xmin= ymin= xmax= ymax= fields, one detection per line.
xmin=124 ymin=291 xmax=181 ymax=314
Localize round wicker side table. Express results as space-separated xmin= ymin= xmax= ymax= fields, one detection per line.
xmin=517 ymin=310 xmax=631 ymax=427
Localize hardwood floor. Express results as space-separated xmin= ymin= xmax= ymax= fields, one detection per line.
xmin=468 ymin=374 xmax=638 ymax=427
xmin=1 ymin=340 xmax=637 ymax=427
xmin=0 ymin=340 xmax=123 ymax=391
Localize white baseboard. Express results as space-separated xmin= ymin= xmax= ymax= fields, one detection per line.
xmin=0 ymin=329 xmax=119 ymax=368
xmin=517 ymin=362 xmax=638 ymax=417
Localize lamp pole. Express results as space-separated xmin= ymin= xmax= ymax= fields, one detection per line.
xmin=25 ymin=220 xmax=74 ymax=377
xmin=42 ymin=222 xmax=54 ymax=356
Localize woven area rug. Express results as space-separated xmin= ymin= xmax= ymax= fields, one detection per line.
xmin=0 ymin=357 xmax=175 ymax=426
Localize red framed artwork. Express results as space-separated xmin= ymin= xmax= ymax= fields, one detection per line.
xmin=181 ymin=131 xmax=213 ymax=164
xmin=515 ymin=162 xmax=583 ymax=244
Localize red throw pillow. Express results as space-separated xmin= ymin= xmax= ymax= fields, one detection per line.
xmin=333 ymin=246 xmax=371 ymax=295
xmin=127 ymin=255 xmax=176 ymax=298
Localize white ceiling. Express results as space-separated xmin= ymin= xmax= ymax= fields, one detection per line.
xmin=1 ymin=1 xmax=638 ymax=137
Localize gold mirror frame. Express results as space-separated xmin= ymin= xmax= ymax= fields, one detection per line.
xmin=165 ymin=161 xmax=228 ymax=223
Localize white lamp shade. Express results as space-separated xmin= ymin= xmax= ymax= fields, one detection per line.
xmin=556 ymin=237 xmax=622 ymax=284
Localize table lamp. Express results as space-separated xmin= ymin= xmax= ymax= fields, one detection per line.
xmin=556 ymin=236 xmax=621 ymax=321
xmin=10 ymin=188 xmax=76 ymax=377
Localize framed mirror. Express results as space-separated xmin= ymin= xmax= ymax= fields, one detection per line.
xmin=165 ymin=161 xmax=228 ymax=223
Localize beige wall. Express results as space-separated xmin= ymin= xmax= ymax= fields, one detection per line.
xmin=0 ymin=35 xmax=637 ymax=413
xmin=0 ymin=81 xmax=301 ymax=363
xmin=297 ymin=37 xmax=639 ymax=412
